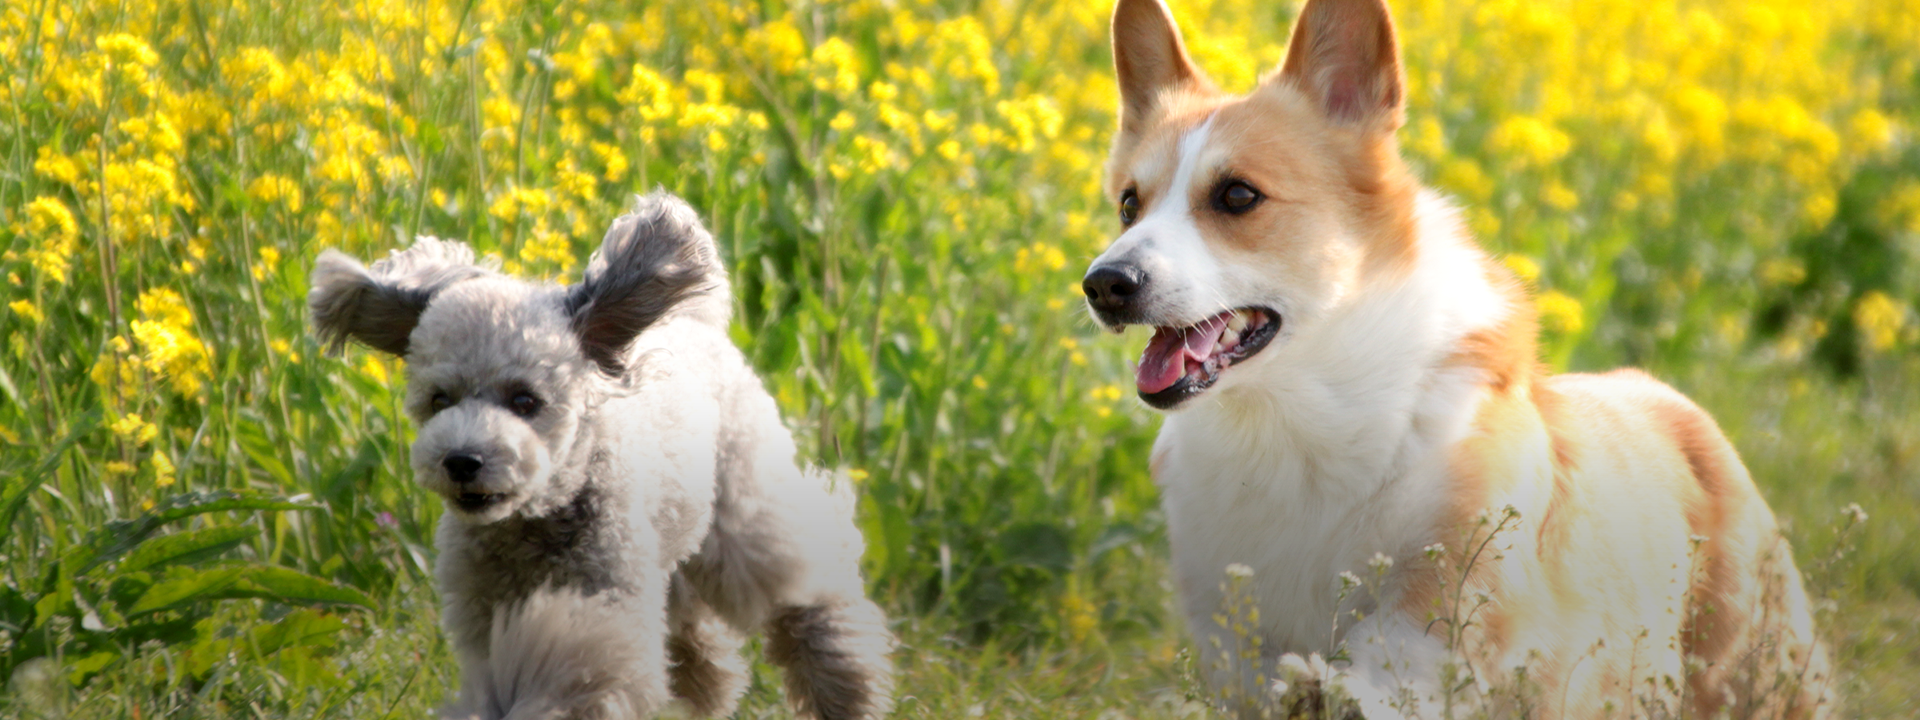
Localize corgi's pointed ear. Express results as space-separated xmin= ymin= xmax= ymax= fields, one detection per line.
xmin=1276 ymin=0 xmax=1405 ymax=129
xmin=1112 ymin=0 xmax=1210 ymax=134
xmin=565 ymin=192 xmax=724 ymax=375
xmin=308 ymin=238 xmax=490 ymax=356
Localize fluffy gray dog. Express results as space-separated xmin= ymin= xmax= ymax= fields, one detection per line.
xmin=308 ymin=193 xmax=895 ymax=720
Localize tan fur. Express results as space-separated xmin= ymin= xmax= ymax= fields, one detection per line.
xmin=1100 ymin=0 xmax=1833 ymax=716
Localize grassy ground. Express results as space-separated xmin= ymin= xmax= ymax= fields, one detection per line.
xmin=3 ymin=0 xmax=1918 ymax=717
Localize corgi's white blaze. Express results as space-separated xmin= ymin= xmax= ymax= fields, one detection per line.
xmin=1155 ymin=191 xmax=1509 ymax=688
xmin=1092 ymin=116 xmax=1232 ymax=327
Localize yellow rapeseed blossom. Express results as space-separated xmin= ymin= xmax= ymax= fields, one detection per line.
xmin=130 ymin=288 xmax=212 ymax=396
xmin=23 ymin=196 xmax=81 ymax=284
xmin=148 ymin=451 xmax=176 ymax=488
xmin=253 ymin=246 xmax=282 ymax=282
xmin=1503 ymin=255 xmax=1541 ymax=284
xmin=110 ymin=412 xmax=160 ymax=445
xmin=1537 ymin=290 xmax=1585 ymax=335
xmin=1853 ymin=291 xmax=1907 ymax=352
xmin=247 ymin=174 xmax=303 ymax=212
xmin=1061 ymin=590 xmax=1098 ymax=644
xmin=9 ymin=300 xmax=43 ymax=325
xmin=361 ymin=355 xmax=391 ymax=384
xmin=1489 ymin=116 xmax=1573 ymax=168
xmin=810 ymin=38 xmax=861 ymax=96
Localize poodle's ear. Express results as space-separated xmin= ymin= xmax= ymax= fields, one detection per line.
xmin=308 ymin=237 xmax=490 ymax=356
xmin=565 ymin=192 xmax=723 ymax=375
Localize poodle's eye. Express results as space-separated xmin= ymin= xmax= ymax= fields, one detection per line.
xmin=1119 ymin=188 xmax=1140 ymax=225
xmin=509 ymin=392 xmax=544 ymax=418
xmin=1214 ymin=180 xmax=1263 ymax=214
xmin=429 ymin=392 xmax=455 ymax=414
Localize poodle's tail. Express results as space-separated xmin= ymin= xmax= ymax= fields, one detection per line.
xmin=444 ymin=587 xmax=666 ymax=720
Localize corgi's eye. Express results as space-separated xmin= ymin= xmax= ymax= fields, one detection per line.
xmin=1119 ymin=188 xmax=1140 ymax=225
xmin=1215 ymin=181 xmax=1263 ymax=214
xmin=509 ymin=392 xmax=544 ymax=418
xmin=430 ymin=392 xmax=455 ymax=414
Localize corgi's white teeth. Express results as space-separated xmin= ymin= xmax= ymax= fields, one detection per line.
xmin=1226 ymin=312 xmax=1249 ymax=333
xmin=1221 ymin=327 xmax=1241 ymax=349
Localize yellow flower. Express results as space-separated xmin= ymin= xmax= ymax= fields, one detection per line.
xmin=1436 ymin=159 xmax=1493 ymax=203
xmin=1062 ymin=590 xmax=1098 ymax=643
xmin=247 ymin=174 xmax=303 ymax=212
xmin=1489 ymin=116 xmax=1573 ymax=167
xmin=1537 ymin=290 xmax=1585 ymax=335
xmin=23 ymin=197 xmax=80 ymax=284
xmin=9 ymin=300 xmax=42 ymax=326
xmin=592 ymin=142 xmax=630 ymax=182
xmin=96 ymin=33 xmax=159 ymax=70
xmin=130 ymin=288 xmax=212 ymax=396
xmin=1542 ymin=181 xmax=1579 ymax=212
xmin=253 ymin=246 xmax=282 ymax=282
xmin=148 ymin=451 xmax=176 ymax=488
xmin=361 ymin=355 xmax=390 ymax=384
xmin=110 ymin=413 xmax=160 ymax=445
xmin=1759 ymin=258 xmax=1807 ymax=287
xmin=810 ymin=37 xmax=861 ymax=96
xmin=1853 ymin=291 xmax=1907 ymax=352
xmin=1503 ymin=255 xmax=1541 ymax=284
xmin=33 ymin=147 xmax=83 ymax=187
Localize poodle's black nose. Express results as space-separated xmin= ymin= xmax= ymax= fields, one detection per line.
xmin=443 ymin=453 xmax=484 ymax=484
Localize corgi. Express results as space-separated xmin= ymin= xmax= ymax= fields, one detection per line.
xmin=1082 ymin=0 xmax=1833 ymax=717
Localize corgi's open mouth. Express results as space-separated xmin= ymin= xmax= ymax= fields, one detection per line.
xmin=1135 ymin=307 xmax=1280 ymax=409
xmin=454 ymin=492 xmax=507 ymax=512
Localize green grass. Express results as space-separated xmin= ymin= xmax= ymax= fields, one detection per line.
xmin=3 ymin=0 xmax=1919 ymax=716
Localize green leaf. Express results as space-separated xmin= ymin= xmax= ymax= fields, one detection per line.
xmin=115 ymin=525 xmax=256 ymax=575
xmin=127 ymin=564 xmax=373 ymax=616
xmin=125 ymin=566 xmax=248 ymax=615
xmin=64 ymin=650 xmax=118 ymax=686
xmin=1000 ymin=522 xmax=1072 ymax=575
xmin=235 ymin=417 xmax=296 ymax=487
xmin=76 ymin=491 xmax=322 ymax=574
xmin=1089 ymin=522 xmax=1144 ymax=563
xmin=234 ymin=565 xmax=374 ymax=609
xmin=0 ymin=584 xmax=33 ymax=634
xmin=251 ymin=609 xmax=347 ymax=656
xmin=1 ymin=411 xmax=100 ymax=533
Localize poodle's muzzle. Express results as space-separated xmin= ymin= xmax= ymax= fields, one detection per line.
xmin=410 ymin=401 xmax=556 ymax=522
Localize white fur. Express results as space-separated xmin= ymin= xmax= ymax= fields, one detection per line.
xmin=1093 ymin=116 xmax=1235 ymax=328
xmin=310 ymin=194 xmax=895 ymax=720
xmin=1147 ymin=193 xmax=1508 ymax=713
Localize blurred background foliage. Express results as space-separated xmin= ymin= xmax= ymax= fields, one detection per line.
xmin=1 ymin=0 xmax=1916 ymax=716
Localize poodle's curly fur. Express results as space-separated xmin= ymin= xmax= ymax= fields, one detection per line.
xmin=309 ymin=192 xmax=895 ymax=720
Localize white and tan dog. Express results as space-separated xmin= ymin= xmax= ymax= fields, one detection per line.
xmin=1083 ymin=0 xmax=1832 ymax=717
xmin=310 ymin=193 xmax=894 ymax=720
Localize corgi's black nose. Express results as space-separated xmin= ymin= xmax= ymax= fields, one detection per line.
xmin=443 ymin=453 xmax=484 ymax=484
xmin=1083 ymin=264 xmax=1147 ymax=312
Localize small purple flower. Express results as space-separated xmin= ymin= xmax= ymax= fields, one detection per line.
xmin=376 ymin=511 xmax=397 ymax=529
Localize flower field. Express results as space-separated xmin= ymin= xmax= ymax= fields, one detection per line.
xmin=2 ymin=0 xmax=1918 ymax=716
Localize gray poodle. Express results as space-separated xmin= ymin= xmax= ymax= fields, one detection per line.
xmin=308 ymin=193 xmax=895 ymax=720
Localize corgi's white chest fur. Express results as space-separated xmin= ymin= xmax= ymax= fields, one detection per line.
xmin=1152 ymin=193 xmax=1505 ymax=654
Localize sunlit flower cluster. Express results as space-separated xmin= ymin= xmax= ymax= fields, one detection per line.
xmin=1 ymin=0 xmax=1914 ymax=522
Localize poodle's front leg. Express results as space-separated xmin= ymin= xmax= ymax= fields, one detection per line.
xmin=666 ymin=571 xmax=750 ymax=717
xmin=763 ymin=595 xmax=896 ymax=720
xmin=682 ymin=463 xmax=895 ymax=720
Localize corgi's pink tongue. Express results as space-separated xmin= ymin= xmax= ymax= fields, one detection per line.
xmin=1136 ymin=314 xmax=1228 ymax=394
